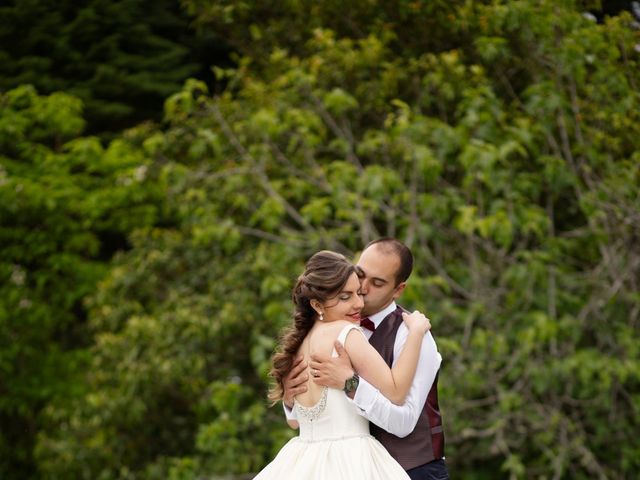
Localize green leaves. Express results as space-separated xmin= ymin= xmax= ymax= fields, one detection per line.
xmin=0 ymin=85 xmax=166 ymax=479
xmin=322 ymin=88 xmax=359 ymax=115
xmin=0 ymin=0 xmax=213 ymax=135
xmin=3 ymin=1 xmax=638 ymax=479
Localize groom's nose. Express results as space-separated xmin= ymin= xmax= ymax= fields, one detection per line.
xmin=360 ymin=278 xmax=370 ymax=294
xmin=354 ymin=291 xmax=364 ymax=309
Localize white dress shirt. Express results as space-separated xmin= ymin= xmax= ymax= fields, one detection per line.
xmin=284 ymin=301 xmax=442 ymax=438
xmin=352 ymin=301 xmax=442 ymax=437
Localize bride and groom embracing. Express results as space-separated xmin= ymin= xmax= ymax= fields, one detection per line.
xmin=254 ymin=238 xmax=449 ymax=480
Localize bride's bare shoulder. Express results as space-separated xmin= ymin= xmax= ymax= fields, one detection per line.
xmin=330 ymin=319 xmax=357 ymax=330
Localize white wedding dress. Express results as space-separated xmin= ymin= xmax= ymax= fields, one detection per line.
xmin=254 ymin=325 xmax=410 ymax=479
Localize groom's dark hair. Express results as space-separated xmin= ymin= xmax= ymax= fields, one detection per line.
xmin=365 ymin=238 xmax=413 ymax=285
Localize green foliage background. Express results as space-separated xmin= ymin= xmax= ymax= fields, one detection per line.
xmin=0 ymin=0 xmax=229 ymax=135
xmin=1 ymin=1 xmax=639 ymax=479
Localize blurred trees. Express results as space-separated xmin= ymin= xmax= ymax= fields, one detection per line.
xmin=1 ymin=1 xmax=639 ymax=479
xmin=0 ymin=0 xmax=229 ymax=135
xmin=0 ymin=85 xmax=164 ymax=477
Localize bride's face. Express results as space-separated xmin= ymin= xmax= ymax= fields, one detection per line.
xmin=320 ymin=273 xmax=364 ymax=324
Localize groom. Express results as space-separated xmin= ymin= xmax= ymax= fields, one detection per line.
xmin=282 ymin=238 xmax=448 ymax=480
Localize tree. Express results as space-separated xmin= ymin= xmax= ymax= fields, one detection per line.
xmin=0 ymin=0 xmax=230 ymax=136
xmin=0 ymin=85 xmax=164 ymax=478
xmin=37 ymin=1 xmax=640 ymax=478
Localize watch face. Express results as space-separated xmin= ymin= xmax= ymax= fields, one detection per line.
xmin=345 ymin=375 xmax=358 ymax=392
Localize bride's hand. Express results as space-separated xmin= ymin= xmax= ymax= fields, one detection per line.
xmin=402 ymin=310 xmax=431 ymax=334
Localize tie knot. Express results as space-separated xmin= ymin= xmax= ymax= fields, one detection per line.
xmin=360 ymin=317 xmax=376 ymax=332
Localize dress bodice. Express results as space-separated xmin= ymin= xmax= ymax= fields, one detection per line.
xmin=293 ymin=325 xmax=370 ymax=442
xmin=294 ymin=387 xmax=370 ymax=441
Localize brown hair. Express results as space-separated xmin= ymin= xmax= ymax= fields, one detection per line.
xmin=268 ymin=250 xmax=356 ymax=404
xmin=364 ymin=237 xmax=413 ymax=285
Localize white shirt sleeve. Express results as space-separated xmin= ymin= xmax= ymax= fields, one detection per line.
xmin=283 ymin=402 xmax=298 ymax=421
xmin=352 ymin=328 xmax=441 ymax=437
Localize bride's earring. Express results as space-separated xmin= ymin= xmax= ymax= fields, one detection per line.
xmin=311 ymin=301 xmax=324 ymax=321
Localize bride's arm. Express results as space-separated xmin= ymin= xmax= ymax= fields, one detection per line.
xmin=344 ymin=311 xmax=429 ymax=405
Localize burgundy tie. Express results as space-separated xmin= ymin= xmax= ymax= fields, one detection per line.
xmin=360 ymin=317 xmax=376 ymax=332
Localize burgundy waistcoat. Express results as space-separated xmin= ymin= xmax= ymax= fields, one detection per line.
xmin=367 ymin=306 xmax=445 ymax=470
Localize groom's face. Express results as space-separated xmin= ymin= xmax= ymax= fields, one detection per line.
xmin=356 ymin=244 xmax=406 ymax=317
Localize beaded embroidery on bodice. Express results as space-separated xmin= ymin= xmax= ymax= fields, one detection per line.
xmin=294 ymin=386 xmax=328 ymax=422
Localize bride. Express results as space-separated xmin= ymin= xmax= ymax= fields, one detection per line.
xmin=254 ymin=250 xmax=430 ymax=479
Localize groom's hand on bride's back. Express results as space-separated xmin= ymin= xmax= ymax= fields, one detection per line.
xmin=283 ymin=355 xmax=309 ymax=409
xmin=310 ymin=341 xmax=355 ymax=392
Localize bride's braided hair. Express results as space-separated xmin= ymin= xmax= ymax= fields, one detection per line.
xmin=268 ymin=250 xmax=356 ymax=404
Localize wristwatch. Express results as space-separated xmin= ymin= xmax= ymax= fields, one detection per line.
xmin=343 ymin=372 xmax=359 ymax=394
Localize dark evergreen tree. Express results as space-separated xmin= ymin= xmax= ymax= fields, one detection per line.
xmin=0 ymin=0 xmax=230 ymax=136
